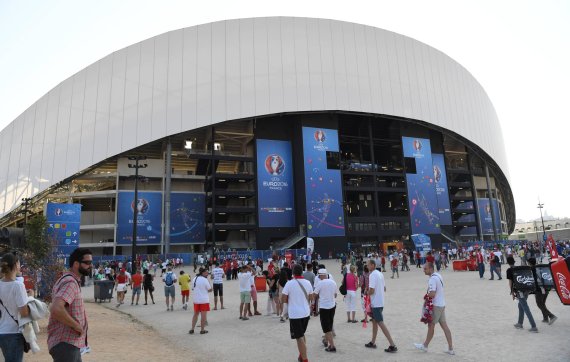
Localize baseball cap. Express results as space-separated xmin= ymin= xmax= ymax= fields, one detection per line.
xmin=318 ymin=268 xmax=328 ymax=275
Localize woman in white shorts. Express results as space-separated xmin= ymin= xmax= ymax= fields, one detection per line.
xmin=115 ymin=269 xmax=129 ymax=307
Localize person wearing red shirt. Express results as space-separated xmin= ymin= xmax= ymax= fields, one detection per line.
xmin=476 ymin=249 xmax=485 ymax=279
xmin=426 ymin=252 xmax=435 ymax=264
xmin=415 ymin=250 xmax=422 ymax=268
xmin=131 ymin=269 xmax=143 ymax=305
xmin=115 ymin=269 xmax=129 ymax=307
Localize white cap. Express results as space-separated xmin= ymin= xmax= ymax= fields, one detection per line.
xmin=318 ymin=268 xmax=328 ymax=275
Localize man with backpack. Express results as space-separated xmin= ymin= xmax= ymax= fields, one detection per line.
xmin=163 ymin=267 xmax=178 ymax=311
xmin=489 ymin=250 xmax=502 ymax=280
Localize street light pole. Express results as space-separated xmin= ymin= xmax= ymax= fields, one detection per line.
xmin=128 ymin=156 xmax=147 ymax=272
xmin=537 ymin=200 xmax=546 ymax=252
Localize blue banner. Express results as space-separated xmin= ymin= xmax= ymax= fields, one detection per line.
xmin=169 ymin=192 xmax=205 ymax=244
xmin=411 ymin=234 xmax=432 ymax=253
xmin=403 ymin=137 xmax=440 ymax=234
xmin=432 ymin=154 xmax=452 ymax=225
xmin=302 ymin=127 xmax=345 ymax=237
xmin=477 ymin=198 xmax=502 ymax=235
xmin=256 ymin=139 xmax=296 ymax=227
xmin=46 ymin=203 xmax=81 ymax=257
xmin=117 ymin=191 xmax=162 ymax=244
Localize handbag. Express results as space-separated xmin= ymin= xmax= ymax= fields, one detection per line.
xmin=0 ymin=297 xmax=31 ymax=353
xmin=339 ymin=273 xmax=347 ymax=296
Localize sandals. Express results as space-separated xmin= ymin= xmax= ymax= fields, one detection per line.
xmin=200 ymin=330 xmax=209 ymax=334
xmin=325 ymin=346 xmax=337 ymax=353
xmin=384 ymin=345 xmax=398 ymax=353
xmin=189 ymin=330 xmax=194 ymax=334
xmin=365 ymin=342 xmax=377 ymax=349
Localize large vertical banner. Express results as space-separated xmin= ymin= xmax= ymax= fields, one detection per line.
xmin=403 ymin=137 xmax=440 ymax=234
xmin=117 ymin=191 xmax=162 ymax=244
xmin=477 ymin=198 xmax=501 ymax=235
xmin=302 ymin=127 xmax=345 ymax=237
xmin=46 ymin=203 xmax=81 ymax=257
xmin=432 ymin=154 xmax=452 ymax=225
xmin=169 ymin=192 xmax=205 ymax=243
xmin=256 ymin=139 xmax=296 ymax=227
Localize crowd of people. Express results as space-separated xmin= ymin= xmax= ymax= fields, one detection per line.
xmin=1 ymin=238 xmax=567 ymax=361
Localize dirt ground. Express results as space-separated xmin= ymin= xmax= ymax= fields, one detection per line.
xmin=24 ymin=301 xmax=193 ymax=362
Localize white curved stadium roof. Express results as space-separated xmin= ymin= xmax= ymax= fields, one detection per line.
xmin=0 ymin=17 xmax=509 ymax=218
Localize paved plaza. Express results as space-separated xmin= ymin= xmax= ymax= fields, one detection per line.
xmin=80 ymin=260 xmax=570 ymax=361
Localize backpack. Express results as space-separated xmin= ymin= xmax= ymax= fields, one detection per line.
xmin=165 ymin=272 xmax=174 ymax=286
xmin=493 ymin=255 xmax=500 ymax=265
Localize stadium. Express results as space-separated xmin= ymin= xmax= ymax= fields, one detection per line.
xmin=0 ymin=17 xmax=514 ymax=256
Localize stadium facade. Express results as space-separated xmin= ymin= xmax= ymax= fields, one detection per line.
xmin=0 ymin=17 xmax=515 ymax=256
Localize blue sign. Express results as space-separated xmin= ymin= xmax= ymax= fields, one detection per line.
xmin=477 ymin=198 xmax=501 ymax=235
xmin=117 ymin=191 xmax=162 ymax=244
xmin=46 ymin=203 xmax=81 ymax=257
xmin=302 ymin=127 xmax=345 ymax=237
xmin=256 ymin=139 xmax=296 ymax=227
xmin=432 ymin=154 xmax=452 ymax=225
xmin=411 ymin=234 xmax=432 ymax=253
xmin=403 ymin=137 xmax=440 ymax=234
xmin=169 ymin=192 xmax=205 ymax=244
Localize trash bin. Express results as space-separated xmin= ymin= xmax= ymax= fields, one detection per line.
xmin=255 ymin=276 xmax=267 ymax=292
xmin=94 ymin=280 xmax=114 ymax=302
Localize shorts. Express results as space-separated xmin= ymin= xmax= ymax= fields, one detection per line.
xmin=240 ymin=291 xmax=251 ymax=303
xmin=289 ymin=316 xmax=310 ymax=339
xmin=133 ymin=286 xmax=141 ymax=295
xmin=432 ymin=306 xmax=446 ymax=324
xmin=213 ymin=283 xmax=223 ymax=297
xmin=181 ymin=290 xmax=190 ymax=297
xmin=164 ymin=286 xmax=175 ymax=298
xmin=193 ymin=303 xmax=211 ymax=312
xmin=371 ymin=307 xmax=384 ymax=322
xmin=319 ymin=306 xmax=336 ymax=333
xmin=117 ymin=283 xmax=127 ymax=292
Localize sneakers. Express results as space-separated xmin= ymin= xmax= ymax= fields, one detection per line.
xmin=513 ymin=323 xmax=523 ymax=329
xmin=548 ymin=316 xmax=558 ymax=325
xmin=414 ymin=343 xmax=428 ymax=352
xmin=170 ymin=305 xmax=174 ymax=311
xmin=384 ymin=345 xmax=398 ymax=353
xmin=445 ymin=349 xmax=455 ymax=355
xmin=529 ymin=327 xmax=539 ymax=333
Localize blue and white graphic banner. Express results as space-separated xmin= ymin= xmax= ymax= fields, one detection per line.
xmin=117 ymin=191 xmax=162 ymax=244
xmin=46 ymin=203 xmax=81 ymax=257
xmin=432 ymin=154 xmax=452 ymax=225
xmin=403 ymin=137 xmax=440 ymax=234
xmin=169 ymin=192 xmax=205 ymax=244
xmin=256 ymin=139 xmax=296 ymax=227
xmin=302 ymin=127 xmax=345 ymax=237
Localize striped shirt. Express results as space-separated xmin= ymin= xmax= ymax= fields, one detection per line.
xmin=47 ymin=273 xmax=88 ymax=350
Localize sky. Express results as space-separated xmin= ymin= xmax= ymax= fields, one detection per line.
xmin=0 ymin=0 xmax=568 ymax=222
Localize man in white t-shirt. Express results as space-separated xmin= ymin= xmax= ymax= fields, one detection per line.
xmin=365 ymin=259 xmax=398 ymax=353
xmin=211 ymin=262 xmax=225 ymax=310
xmin=281 ymin=264 xmax=313 ymax=362
xmin=414 ymin=262 xmax=454 ymax=355
xmin=238 ymin=265 xmax=253 ymax=320
xmin=313 ymin=269 xmax=337 ymax=352
xmin=189 ymin=268 xmax=212 ymax=335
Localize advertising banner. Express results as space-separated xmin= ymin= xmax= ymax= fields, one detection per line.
xmin=403 ymin=137 xmax=440 ymax=234
xmin=302 ymin=127 xmax=345 ymax=237
xmin=432 ymin=154 xmax=452 ymax=225
xmin=46 ymin=203 xmax=81 ymax=257
xmin=411 ymin=234 xmax=432 ymax=254
xmin=117 ymin=191 xmax=162 ymax=244
xmin=256 ymin=139 xmax=295 ymax=227
xmin=477 ymin=198 xmax=501 ymax=235
xmin=169 ymin=192 xmax=205 ymax=244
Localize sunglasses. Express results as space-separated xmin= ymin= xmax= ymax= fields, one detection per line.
xmin=81 ymin=260 xmax=93 ymax=265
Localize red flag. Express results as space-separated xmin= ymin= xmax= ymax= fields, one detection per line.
xmin=546 ymin=234 xmax=559 ymax=260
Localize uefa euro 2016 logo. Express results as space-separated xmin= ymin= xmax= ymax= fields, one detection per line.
xmin=131 ymin=198 xmax=150 ymax=214
xmin=433 ymin=164 xmax=442 ymax=182
xmin=55 ymin=208 xmax=63 ymax=216
xmin=413 ymin=139 xmax=422 ymax=151
xmin=314 ymin=129 xmax=326 ymax=143
xmin=265 ymin=154 xmax=285 ymax=176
